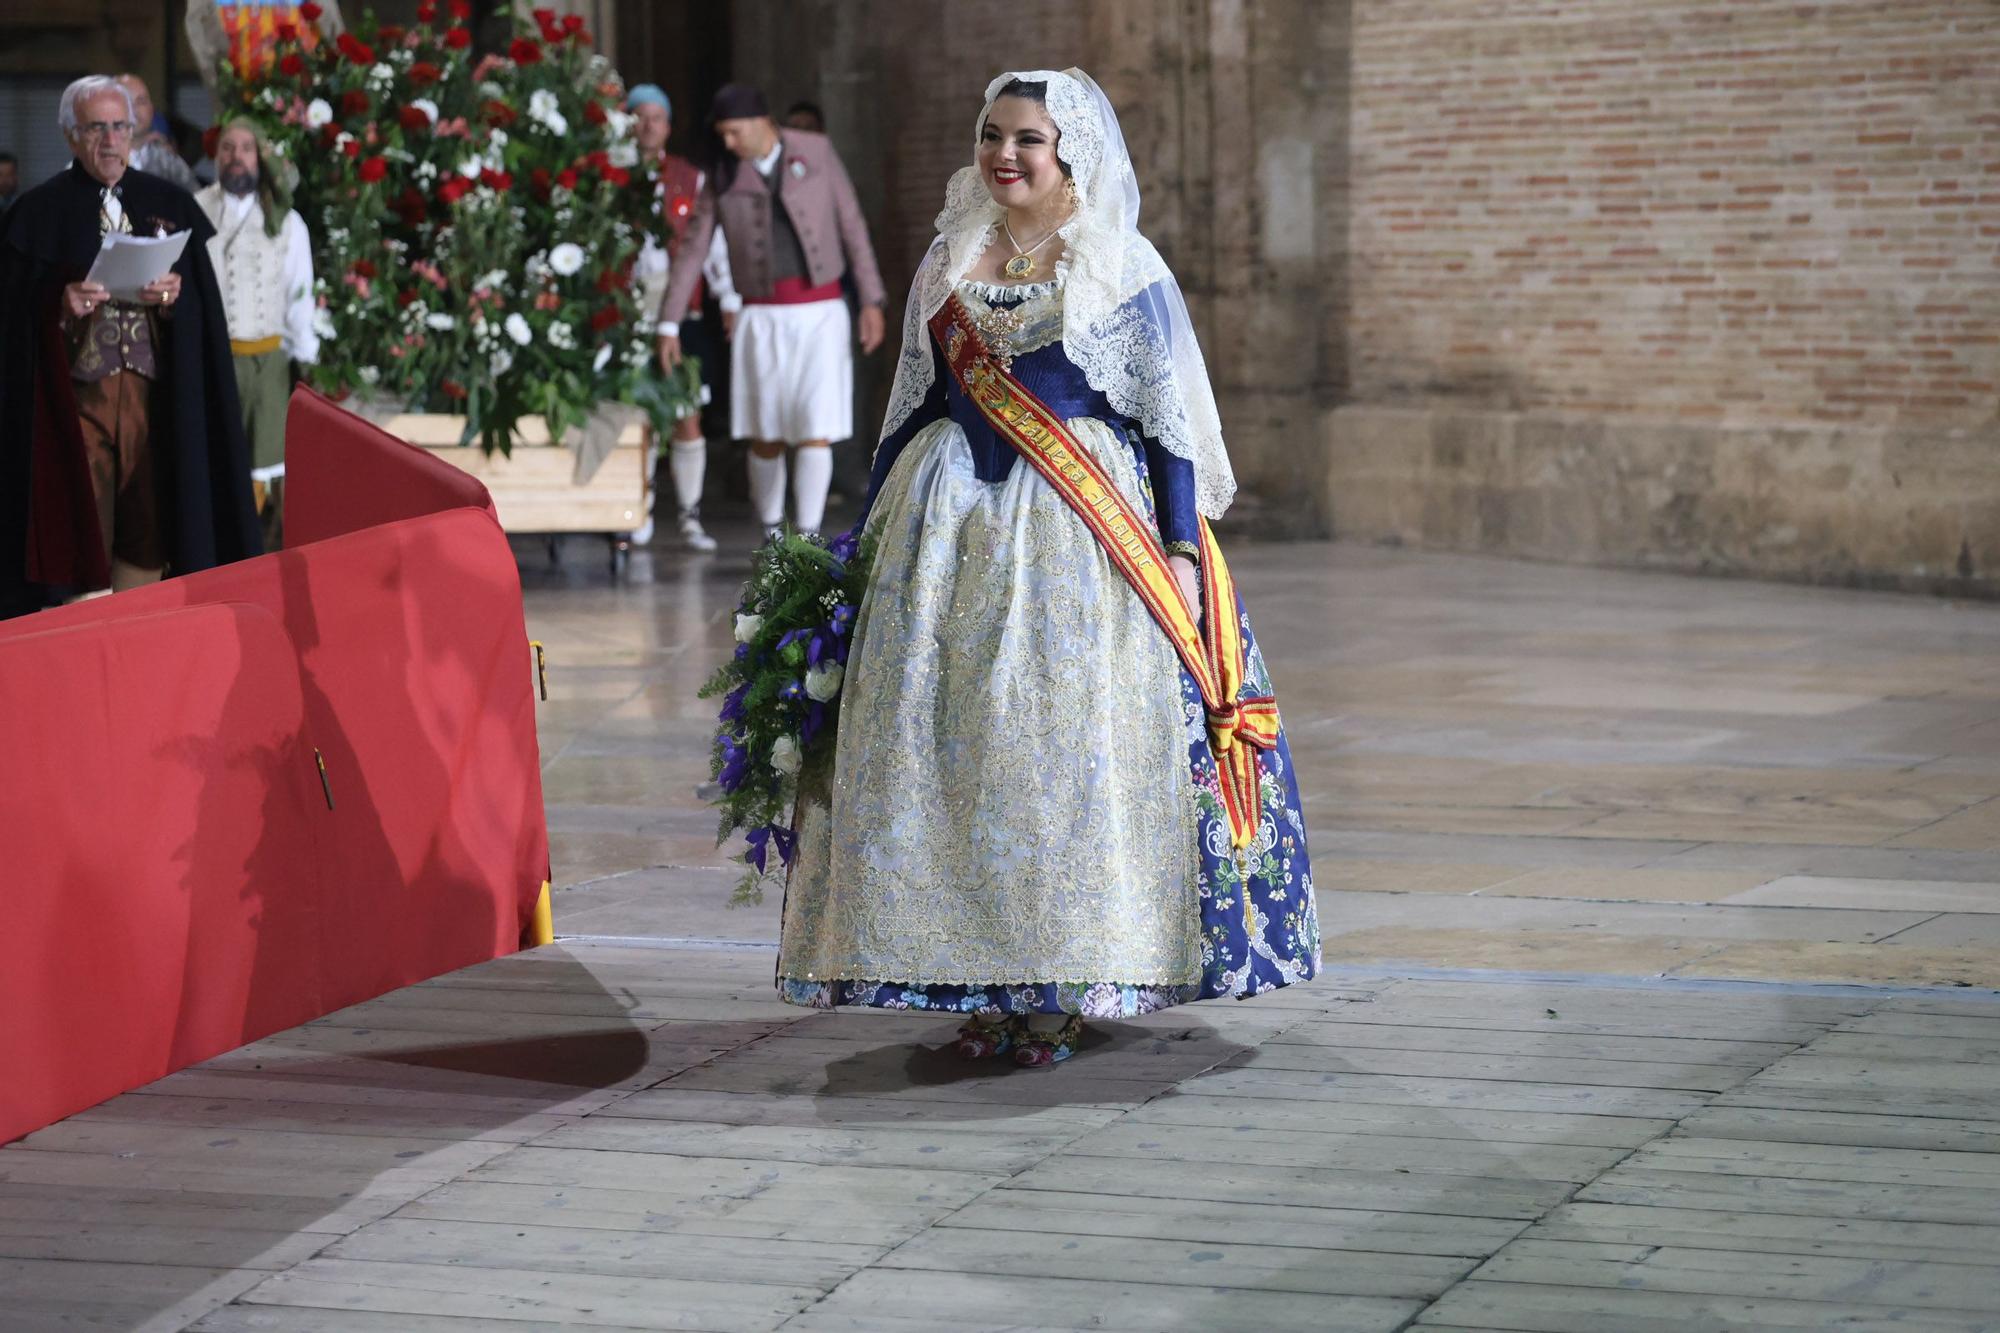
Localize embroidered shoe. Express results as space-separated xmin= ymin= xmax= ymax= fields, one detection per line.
xmin=1013 ymin=1015 xmax=1084 ymax=1068
xmin=952 ymin=1015 xmax=1018 ymax=1060
xmin=677 ymin=510 xmax=718 ymax=552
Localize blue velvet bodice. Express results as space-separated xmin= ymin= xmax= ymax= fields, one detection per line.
xmin=862 ymin=284 xmax=1200 ymax=549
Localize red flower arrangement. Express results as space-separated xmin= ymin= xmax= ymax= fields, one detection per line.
xmin=219 ymin=0 xmax=695 ymax=451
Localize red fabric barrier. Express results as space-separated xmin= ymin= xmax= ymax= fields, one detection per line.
xmin=0 ymin=390 xmax=549 ymax=1144
xmin=286 ymin=387 xmax=496 ymax=546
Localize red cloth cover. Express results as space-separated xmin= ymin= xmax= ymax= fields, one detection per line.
xmin=0 ymin=388 xmax=549 ymax=1144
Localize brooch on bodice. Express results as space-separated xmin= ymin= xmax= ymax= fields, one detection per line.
xmin=975 ymin=304 xmax=1028 ymax=371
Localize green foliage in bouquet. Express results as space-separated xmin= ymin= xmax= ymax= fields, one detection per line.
xmin=215 ymin=0 xmax=698 ymax=451
xmin=699 ymin=529 xmax=874 ymax=906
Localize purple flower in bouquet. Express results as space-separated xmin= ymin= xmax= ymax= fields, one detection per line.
xmin=806 ymin=630 xmax=834 ymax=668
xmin=779 ymin=678 xmax=805 ymax=703
xmin=744 ymin=823 xmax=796 ymax=873
xmin=717 ymin=733 xmax=750 ymax=793
xmin=718 ymin=681 xmax=749 ymax=723
xmin=829 ymin=602 xmax=856 ymax=636
xmin=799 ymin=701 xmax=828 ymax=749
xmin=733 ymin=642 xmax=751 ymax=661
xmin=827 ymin=529 xmax=860 ymax=564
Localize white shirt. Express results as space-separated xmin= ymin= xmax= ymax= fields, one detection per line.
xmin=218 ymin=190 xmax=320 ymax=363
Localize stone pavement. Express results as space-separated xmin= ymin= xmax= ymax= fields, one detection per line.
xmin=4 ymin=534 xmax=1998 ymax=1331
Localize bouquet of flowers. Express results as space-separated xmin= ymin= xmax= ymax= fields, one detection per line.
xmin=214 ymin=1 xmax=699 ymax=450
xmin=700 ymin=529 xmax=874 ymax=904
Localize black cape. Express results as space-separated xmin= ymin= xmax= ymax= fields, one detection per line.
xmin=0 ymin=162 xmax=261 ymax=617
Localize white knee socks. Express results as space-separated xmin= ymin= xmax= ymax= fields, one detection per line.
xmin=791 ymin=447 xmax=832 ymax=535
xmin=747 ymin=451 xmax=787 ymax=529
xmin=669 ymin=438 xmax=706 ymax=517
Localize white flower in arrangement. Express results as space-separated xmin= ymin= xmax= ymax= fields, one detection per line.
xmin=258 ymin=87 xmax=284 ymax=109
xmin=490 ymin=349 xmax=514 ymax=375
xmin=606 ymin=108 xmax=635 ymax=139
xmin=425 ymin=312 xmax=456 ymax=331
xmin=479 ymin=80 xmax=505 ymax=99
xmin=524 ymin=251 xmax=551 ymax=283
xmin=475 ymin=270 xmax=509 ymax=293
xmin=804 ymin=662 xmax=845 ymax=703
xmin=390 ymin=47 xmax=413 ymax=69
xmin=607 ymin=140 xmax=638 ymax=169
xmin=358 ymin=365 xmax=380 ymax=385
xmin=488 ymin=129 xmax=509 ymax=152
xmin=311 ymin=307 xmax=337 ymax=338
xmin=592 ymin=343 xmax=613 ymax=373
xmin=270 ymin=140 xmax=288 ymax=158
xmin=624 ymin=339 xmax=651 ymax=368
xmin=733 ymin=612 xmax=763 ymax=642
xmin=367 ymin=62 xmax=394 ymax=88
xmin=768 ymin=736 xmax=802 ymax=777
xmin=554 ymin=207 xmax=574 ymax=228
xmin=332 ymin=131 xmax=355 ymax=156
xmin=416 ymin=161 xmax=438 ymax=183
xmin=548 ymin=242 xmax=586 ymax=277
xmin=410 ymin=98 xmax=439 ymax=126
xmin=527 ymin=89 xmax=568 ymax=136
xmin=547 ymin=322 xmax=576 ymax=351
xmin=503 ymin=313 xmax=533 ymax=346
xmin=457 ymin=156 xmax=483 ymax=180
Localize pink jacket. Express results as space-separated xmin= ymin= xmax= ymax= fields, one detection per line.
xmin=657 ymin=128 xmax=885 ymax=326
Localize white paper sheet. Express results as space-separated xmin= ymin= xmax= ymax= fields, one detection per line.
xmin=82 ymin=231 xmax=190 ymax=303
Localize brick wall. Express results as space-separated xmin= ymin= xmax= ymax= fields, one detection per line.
xmin=1350 ymin=0 xmax=1998 ymax=429
xmin=1335 ymin=1 xmax=1998 ymax=592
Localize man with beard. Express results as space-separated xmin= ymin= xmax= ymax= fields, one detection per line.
xmin=627 ymin=83 xmax=736 ymax=552
xmin=0 ymin=75 xmax=258 ymax=617
xmin=195 ymin=117 xmax=318 ymax=549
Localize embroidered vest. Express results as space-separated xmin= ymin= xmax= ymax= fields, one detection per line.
xmin=69 ymin=188 xmax=157 ymax=383
xmin=200 ymin=188 xmax=289 ymax=345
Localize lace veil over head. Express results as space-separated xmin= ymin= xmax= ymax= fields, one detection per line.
xmin=879 ymin=67 xmax=1237 ymax=519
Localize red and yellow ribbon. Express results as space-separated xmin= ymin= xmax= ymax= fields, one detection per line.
xmin=930 ymin=296 xmax=1277 ymax=848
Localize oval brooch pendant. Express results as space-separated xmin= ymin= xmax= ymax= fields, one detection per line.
xmin=1003 ymin=253 xmax=1036 ymax=280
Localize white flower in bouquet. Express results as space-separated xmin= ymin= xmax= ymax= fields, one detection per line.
xmin=490 ymin=349 xmax=514 ymax=375
xmin=734 ymin=612 xmax=763 ymax=642
xmin=367 ymin=62 xmax=394 ymax=88
xmin=606 ymin=108 xmax=635 ymax=139
xmin=504 ymin=313 xmax=533 ymax=346
xmin=476 ymin=270 xmax=509 ymax=293
xmin=411 ymin=98 xmax=439 ymax=126
xmin=528 ymin=88 xmax=568 ymax=136
xmin=608 ymin=140 xmax=638 ymax=169
xmin=332 ymin=131 xmax=355 ymax=156
xmin=416 ymin=161 xmax=438 ymax=183
xmin=311 ymin=307 xmax=337 ymax=339
xmin=358 ymin=365 xmax=380 ymax=385
xmin=548 ymin=242 xmax=586 ymax=277
xmin=425 ymin=312 xmax=456 ymax=331
xmin=525 ymin=251 xmax=551 ymax=282
xmin=768 ymin=735 xmax=802 ymax=777
xmin=479 ymin=80 xmax=504 ymax=99
xmin=805 ymin=662 xmax=844 ymax=703
xmin=548 ymin=322 xmax=577 ymax=350
xmin=456 ymin=156 xmax=483 ymax=180
xmin=592 ymin=343 xmax=613 ymax=372
xmin=624 ymin=339 xmax=651 ymax=368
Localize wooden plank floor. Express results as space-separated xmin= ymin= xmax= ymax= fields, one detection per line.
xmin=7 ymin=940 xmax=1999 ymax=1332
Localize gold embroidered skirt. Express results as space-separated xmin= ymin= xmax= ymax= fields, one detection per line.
xmin=780 ymin=417 xmax=1203 ymax=989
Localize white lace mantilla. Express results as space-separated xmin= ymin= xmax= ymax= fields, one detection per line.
xmin=879 ymin=68 xmax=1238 ymax=520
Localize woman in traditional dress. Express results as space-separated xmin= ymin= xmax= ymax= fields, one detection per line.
xmin=778 ymin=69 xmax=1318 ymax=1066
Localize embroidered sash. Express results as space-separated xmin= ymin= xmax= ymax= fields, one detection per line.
xmin=930 ymin=295 xmax=1278 ymax=849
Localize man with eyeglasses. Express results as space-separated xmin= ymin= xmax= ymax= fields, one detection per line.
xmin=0 ymin=74 xmax=258 ymax=617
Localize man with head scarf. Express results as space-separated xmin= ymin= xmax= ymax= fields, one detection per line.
xmin=626 ymin=83 xmax=738 ymax=552
xmin=194 ymin=116 xmax=317 ymax=550
xmin=0 ymin=75 xmax=258 ymax=617
xmin=656 ymin=82 xmax=886 ymax=541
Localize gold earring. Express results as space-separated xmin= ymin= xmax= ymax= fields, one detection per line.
xmin=1065 ymin=177 xmax=1080 ymax=209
